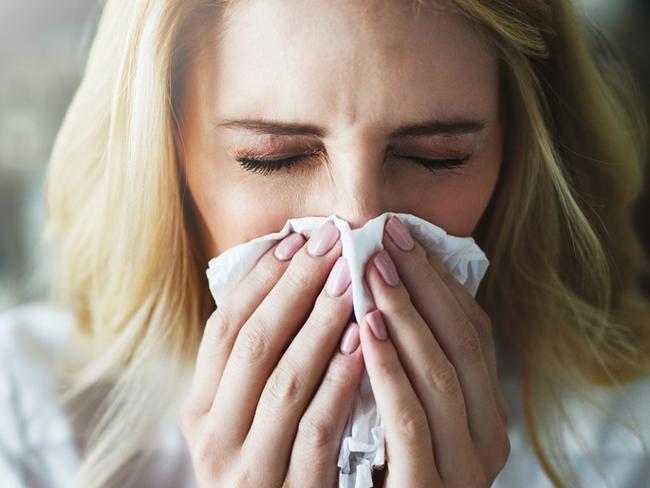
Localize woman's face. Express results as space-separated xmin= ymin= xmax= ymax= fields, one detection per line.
xmin=178 ymin=0 xmax=503 ymax=258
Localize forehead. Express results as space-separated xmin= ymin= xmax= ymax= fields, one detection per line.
xmin=194 ymin=0 xmax=499 ymax=129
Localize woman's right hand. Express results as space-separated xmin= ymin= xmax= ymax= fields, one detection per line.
xmin=178 ymin=221 xmax=365 ymax=488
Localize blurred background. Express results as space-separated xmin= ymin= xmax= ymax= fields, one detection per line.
xmin=0 ymin=0 xmax=649 ymax=311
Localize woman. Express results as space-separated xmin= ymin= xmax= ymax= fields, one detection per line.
xmin=1 ymin=0 xmax=649 ymax=487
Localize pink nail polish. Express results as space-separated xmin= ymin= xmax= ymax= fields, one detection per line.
xmin=386 ymin=217 xmax=414 ymax=251
xmin=365 ymin=310 xmax=387 ymax=341
xmin=274 ymin=233 xmax=305 ymax=261
xmin=307 ymin=221 xmax=340 ymax=257
xmin=373 ymin=250 xmax=399 ymax=287
xmin=325 ymin=257 xmax=351 ymax=297
xmin=340 ymin=322 xmax=360 ymax=354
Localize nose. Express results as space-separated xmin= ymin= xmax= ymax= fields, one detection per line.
xmin=319 ymin=149 xmax=386 ymax=229
xmin=336 ymin=192 xmax=384 ymax=230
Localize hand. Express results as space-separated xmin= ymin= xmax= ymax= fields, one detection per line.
xmin=361 ymin=216 xmax=510 ymax=487
xmin=178 ymin=221 xmax=365 ymax=488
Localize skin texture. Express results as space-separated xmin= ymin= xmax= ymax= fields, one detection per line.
xmin=177 ymin=1 xmax=510 ymax=486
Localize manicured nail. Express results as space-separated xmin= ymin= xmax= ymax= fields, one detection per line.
xmin=340 ymin=322 xmax=360 ymax=354
xmin=325 ymin=256 xmax=351 ymax=297
xmin=274 ymin=233 xmax=305 ymax=261
xmin=365 ymin=310 xmax=387 ymax=341
xmin=373 ymin=250 xmax=399 ymax=287
xmin=307 ymin=221 xmax=339 ymax=257
xmin=386 ymin=217 xmax=414 ymax=251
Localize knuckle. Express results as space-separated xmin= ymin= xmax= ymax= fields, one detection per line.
xmin=233 ymin=319 xmax=271 ymax=363
xmin=298 ymin=413 xmax=337 ymax=448
xmin=426 ymin=358 xmax=460 ymax=395
xmin=386 ymin=293 xmax=417 ymax=323
xmin=266 ymin=365 xmax=303 ymax=404
xmin=421 ymin=259 xmax=438 ymax=284
xmin=193 ymin=432 xmax=224 ymax=477
xmin=204 ymin=308 xmax=233 ymax=345
xmin=469 ymin=470 xmax=488 ymax=488
xmin=436 ymin=262 xmax=455 ymax=285
xmin=413 ymin=243 xmax=429 ymax=261
xmin=247 ymin=270 xmax=273 ymax=294
xmin=397 ymin=405 xmax=429 ymax=442
xmin=476 ymin=307 xmax=493 ymax=336
xmin=500 ymin=398 xmax=510 ymax=425
xmin=322 ymin=353 xmax=354 ymax=388
xmin=375 ymin=354 xmax=402 ymax=379
xmin=249 ymin=255 xmax=283 ymax=288
xmin=490 ymin=431 xmax=511 ymax=472
xmin=457 ymin=456 xmax=488 ymax=488
xmin=178 ymin=403 xmax=199 ymax=436
xmin=400 ymin=258 xmax=421 ymax=286
xmin=309 ymin=294 xmax=342 ymax=329
xmin=231 ymin=465 xmax=256 ymax=488
xmin=457 ymin=319 xmax=482 ymax=357
xmin=284 ymin=262 xmax=312 ymax=291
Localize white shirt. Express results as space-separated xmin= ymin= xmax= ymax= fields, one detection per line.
xmin=1 ymin=302 xmax=649 ymax=487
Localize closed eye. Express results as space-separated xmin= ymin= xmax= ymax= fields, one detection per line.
xmin=235 ymin=153 xmax=470 ymax=176
xmin=236 ymin=155 xmax=305 ymax=176
xmin=401 ymin=155 xmax=470 ymax=172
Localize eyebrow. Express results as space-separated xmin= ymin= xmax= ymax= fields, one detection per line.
xmin=215 ymin=117 xmax=487 ymax=138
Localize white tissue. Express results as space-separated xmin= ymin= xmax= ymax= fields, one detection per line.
xmin=205 ymin=212 xmax=489 ymax=488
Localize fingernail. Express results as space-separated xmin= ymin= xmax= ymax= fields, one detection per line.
xmin=365 ymin=310 xmax=387 ymax=341
xmin=325 ymin=256 xmax=351 ymax=297
xmin=274 ymin=233 xmax=305 ymax=261
xmin=340 ymin=322 xmax=360 ymax=354
xmin=373 ymin=250 xmax=399 ymax=287
xmin=386 ymin=217 xmax=414 ymax=251
xmin=307 ymin=221 xmax=339 ymax=257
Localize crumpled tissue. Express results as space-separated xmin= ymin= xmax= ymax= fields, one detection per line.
xmin=205 ymin=212 xmax=490 ymax=488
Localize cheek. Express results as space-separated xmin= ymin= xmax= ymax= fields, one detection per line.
xmin=189 ymin=172 xmax=303 ymax=257
xmin=418 ymin=148 xmax=502 ymax=237
xmin=418 ymin=168 xmax=499 ymax=237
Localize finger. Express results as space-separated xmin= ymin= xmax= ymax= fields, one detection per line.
xmin=386 ymin=216 xmax=508 ymax=422
xmin=424 ymin=246 xmax=509 ymax=424
xmin=365 ymin=258 xmax=476 ymax=482
xmin=381 ymin=220 xmax=505 ymax=463
xmin=358 ymin=309 xmax=440 ymax=487
xmin=244 ymin=276 xmax=354 ymax=463
xmin=184 ymin=232 xmax=305 ymax=416
xmin=283 ymin=323 xmax=364 ymax=488
xmin=212 ymin=222 xmax=342 ymax=445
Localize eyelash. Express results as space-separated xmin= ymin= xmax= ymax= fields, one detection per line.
xmin=235 ymin=154 xmax=470 ymax=176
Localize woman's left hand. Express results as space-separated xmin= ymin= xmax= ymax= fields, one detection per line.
xmin=360 ymin=216 xmax=510 ymax=487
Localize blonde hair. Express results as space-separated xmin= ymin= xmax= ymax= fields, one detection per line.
xmin=45 ymin=0 xmax=650 ymax=486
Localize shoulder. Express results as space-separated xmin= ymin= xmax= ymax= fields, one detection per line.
xmin=0 ymin=301 xmax=75 ymax=356
xmin=0 ymin=301 xmax=77 ymax=400
xmin=570 ymin=371 xmax=650 ymax=454
xmin=495 ymin=335 xmax=650 ymax=488
xmin=0 ymin=301 xmax=81 ymax=487
xmin=0 ymin=302 xmax=197 ymax=487
xmin=561 ymin=372 xmax=650 ymax=487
